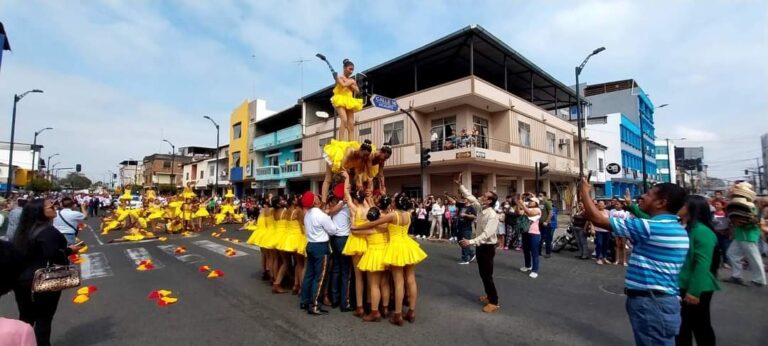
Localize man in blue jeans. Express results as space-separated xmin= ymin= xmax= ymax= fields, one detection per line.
xmin=300 ymin=191 xmax=337 ymax=315
xmin=327 ymin=196 xmax=352 ymax=311
xmin=456 ymin=198 xmax=476 ymax=264
xmin=538 ymin=192 xmax=553 ymax=258
xmin=579 ymin=177 xmax=689 ymax=346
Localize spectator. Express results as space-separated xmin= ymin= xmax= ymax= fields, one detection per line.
xmin=459 ymin=128 xmax=469 ymax=148
xmin=445 ymin=196 xmax=458 ymax=242
xmin=538 ymin=192 xmax=554 ymax=258
xmin=676 ymin=195 xmax=720 ymax=346
xmin=496 ymin=203 xmax=507 ymax=250
xmin=5 ymin=199 xmax=27 ymax=242
xmin=593 ymin=201 xmax=611 ymax=265
xmin=13 ymin=199 xmax=84 ymax=346
xmin=0 ymin=199 xmax=9 ymax=239
xmin=53 ymin=197 xmax=86 ymax=245
xmin=579 ymin=178 xmax=689 ymax=346
xmin=572 ymin=202 xmax=591 ymax=260
xmin=710 ymin=199 xmax=730 ymax=269
xmin=456 ymin=197 xmax=477 ymax=264
xmin=1 ymin=239 xmax=36 ymax=346
xmin=469 ymin=127 xmax=478 ymax=147
xmin=414 ymin=203 xmax=429 ymax=239
xmin=429 ymin=198 xmax=445 ymax=239
xmin=518 ymin=194 xmax=542 ymax=278
xmin=610 ymin=197 xmax=629 ymax=266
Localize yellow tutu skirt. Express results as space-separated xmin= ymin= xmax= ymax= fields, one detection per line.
xmin=277 ymin=221 xmax=307 ymax=256
xmin=102 ymin=220 xmax=121 ymax=233
xmin=383 ymin=236 xmax=427 ymax=267
xmin=261 ymin=219 xmax=287 ymax=249
xmin=246 ymin=216 xmax=267 ymax=246
xmin=147 ymin=210 xmax=165 ymax=221
xmin=194 ymin=208 xmax=210 ymax=218
xmin=322 ymin=139 xmax=361 ymax=173
xmin=182 ymin=211 xmax=194 ymax=221
xmin=331 ymin=84 xmax=363 ymax=111
xmin=342 ymin=234 xmax=368 ymax=256
xmin=357 ymin=232 xmax=388 ymax=272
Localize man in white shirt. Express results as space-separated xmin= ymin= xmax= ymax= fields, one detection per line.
xmin=327 ymin=195 xmax=352 ymax=312
xmin=300 ymin=191 xmax=337 ymax=315
xmin=53 ymin=197 xmax=86 ymax=245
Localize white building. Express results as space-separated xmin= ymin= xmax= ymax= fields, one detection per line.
xmin=655 ymin=139 xmax=677 ymax=184
xmin=586 ymin=140 xmax=608 ymax=197
xmin=118 ymin=160 xmax=143 ymax=186
xmin=181 ymin=145 xmax=229 ymax=196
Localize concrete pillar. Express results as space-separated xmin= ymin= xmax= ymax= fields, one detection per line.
xmin=422 ymin=173 xmax=431 ymax=197
xmin=543 ymin=178 xmax=551 ymax=197
xmin=485 ymin=172 xmax=497 ymax=194
xmin=310 ymin=180 xmax=319 ymax=194
xmin=462 ymin=169 xmax=472 ymax=191
xmin=516 ymin=178 xmax=525 ymax=195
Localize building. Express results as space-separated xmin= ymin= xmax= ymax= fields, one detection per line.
xmin=251 ymin=105 xmax=306 ymax=196
xmin=584 ymin=79 xmax=660 ymax=196
xmin=655 ymin=139 xmax=677 ymax=183
xmin=118 ymin=160 xmax=143 ymax=187
xmin=586 ymin=140 xmax=608 ymax=197
xmin=0 ymin=142 xmax=42 ymax=190
xmin=675 ymin=146 xmax=704 ymax=192
xmin=142 ymin=153 xmax=193 ymax=189
xmin=300 ymin=25 xmax=580 ymax=210
xmin=228 ymin=99 xmax=276 ymax=198
xmin=181 ymin=145 xmax=229 ymax=196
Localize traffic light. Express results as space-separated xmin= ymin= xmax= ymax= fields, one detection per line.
xmin=745 ymin=169 xmax=749 ymax=175
xmin=538 ymin=162 xmax=549 ymax=177
xmin=76 ymin=164 xmax=82 ymax=172
xmin=420 ymin=148 xmax=431 ymax=168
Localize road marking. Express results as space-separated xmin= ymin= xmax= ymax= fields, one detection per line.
xmin=124 ymin=247 xmax=165 ymax=269
xmin=80 ymin=253 xmax=114 ymax=280
xmin=193 ymin=240 xmax=249 ymax=257
xmin=157 ymin=244 xmax=205 ymax=264
xmin=86 ymin=225 xmax=105 ymax=245
xmin=219 ymin=238 xmax=261 ymax=252
xmin=105 ymin=233 xmax=199 ymax=246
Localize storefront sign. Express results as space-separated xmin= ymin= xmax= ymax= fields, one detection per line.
xmin=456 ymin=151 xmax=472 ymax=159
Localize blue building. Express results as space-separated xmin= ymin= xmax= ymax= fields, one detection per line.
xmin=584 ymin=79 xmax=660 ymax=198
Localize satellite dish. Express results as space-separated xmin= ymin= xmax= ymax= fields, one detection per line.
xmin=315 ymin=111 xmax=330 ymax=119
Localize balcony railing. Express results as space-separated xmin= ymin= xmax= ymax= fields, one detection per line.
xmin=430 ymin=135 xmax=511 ymax=154
xmin=255 ymin=162 xmax=303 ymax=181
xmin=253 ymin=124 xmax=302 ymax=151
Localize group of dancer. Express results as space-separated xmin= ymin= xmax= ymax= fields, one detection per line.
xmin=100 ymin=182 xmax=245 ymax=240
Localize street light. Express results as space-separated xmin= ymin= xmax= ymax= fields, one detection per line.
xmin=662 ymin=135 xmax=686 ymax=184
xmin=51 ymin=162 xmax=61 ymax=179
xmin=575 ymin=47 xmax=605 ymax=202
xmin=162 ymin=139 xmax=176 ymax=188
xmin=46 ymin=153 xmax=60 ymax=180
xmin=203 ymin=115 xmax=220 ymax=197
xmin=5 ymin=89 xmax=44 ymax=197
xmin=31 ymin=127 xmax=53 ymax=178
xmin=639 ymin=103 xmax=669 ymax=192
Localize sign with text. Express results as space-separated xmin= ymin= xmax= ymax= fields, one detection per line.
xmin=475 ymin=150 xmax=486 ymax=158
xmin=606 ymin=163 xmax=621 ymax=175
xmin=370 ymin=94 xmax=400 ymax=112
xmin=456 ymin=151 xmax=472 ymax=159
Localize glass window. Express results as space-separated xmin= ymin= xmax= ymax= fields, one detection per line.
xmin=319 ymin=137 xmax=331 ymax=148
xmin=293 ymin=149 xmax=302 ymax=162
xmin=268 ymin=155 xmax=278 ymax=166
xmin=209 ymin=166 xmax=214 ymax=177
xmin=359 ymin=128 xmax=371 ymax=136
xmin=431 ymin=116 xmax=457 ymax=150
xmin=518 ymin=122 xmax=531 ymax=147
xmin=598 ymin=158 xmax=604 ymax=172
xmin=472 ymin=116 xmax=489 ymax=149
xmin=163 ymin=160 xmax=171 ymax=168
xmin=232 ymin=151 xmax=241 ymax=167
xmin=546 ymin=132 xmax=556 ymax=153
xmin=200 ymin=170 xmax=204 ymax=179
xmin=384 ymin=120 xmax=404 ymax=145
xmin=185 ymin=172 xmax=189 ymax=180
xmin=233 ymin=122 xmax=242 ymax=139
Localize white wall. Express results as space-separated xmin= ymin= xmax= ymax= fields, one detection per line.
xmin=585 ymin=113 xmax=622 ymax=173
xmin=655 ymin=140 xmax=677 ymax=183
xmin=0 ymin=148 xmax=37 ymax=170
xmin=587 ymin=145 xmax=607 ymax=183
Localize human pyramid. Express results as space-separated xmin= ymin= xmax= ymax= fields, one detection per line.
xmin=244 ymin=58 xmax=428 ymax=324
xmin=100 ymin=182 xmax=245 ymax=241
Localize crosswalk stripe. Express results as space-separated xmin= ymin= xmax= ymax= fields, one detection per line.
xmin=220 ymin=238 xmax=261 ymax=252
xmin=192 ymin=240 xmax=249 ymax=257
xmin=124 ymin=247 xmax=165 ymax=269
xmin=80 ymin=253 xmax=114 ymax=280
xmin=157 ymin=244 xmax=205 ymax=264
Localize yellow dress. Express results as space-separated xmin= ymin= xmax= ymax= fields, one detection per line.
xmin=194 ymin=205 xmax=210 ymax=218
xmin=322 ymin=140 xmax=361 ymax=173
xmin=181 ymin=187 xmax=196 ymax=199
xmin=277 ymin=212 xmax=307 ymax=256
xmin=330 ymin=83 xmax=363 ymax=111
xmin=342 ymin=212 xmax=368 ymax=256
xmin=260 ymin=213 xmax=283 ymax=250
xmin=147 ymin=204 xmax=165 ymax=221
xmin=246 ymin=214 xmax=267 ymax=245
xmin=357 ymin=228 xmax=389 ymax=272
xmin=168 ymin=201 xmax=183 ymax=217
xmin=383 ymin=212 xmax=427 ymax=267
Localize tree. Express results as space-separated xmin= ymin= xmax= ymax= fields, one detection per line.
xmin=59 ymin=172 xmax=93 ymax=190
xmin=25 ymin=177 xmax=53 ymax=193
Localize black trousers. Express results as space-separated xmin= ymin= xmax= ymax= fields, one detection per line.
xmin=14 ymin=285 xmax=62 ymax=346
xmin=676 ymin=290 xmax=715 ymax=346
xmin=476 ymin=244 xmax=498 ymax=305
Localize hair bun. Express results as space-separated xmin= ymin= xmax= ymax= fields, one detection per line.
xmin=367 ymin=207 xmax=381 ymax=221
xmin=364 ymin=139 xmax=372 ymax=144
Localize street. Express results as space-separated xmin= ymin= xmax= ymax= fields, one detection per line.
xmin=2 ymin=218 xmax=766 ymax=346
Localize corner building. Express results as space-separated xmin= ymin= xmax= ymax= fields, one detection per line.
xmin=300 ymin=25 xmax=580 ymax=210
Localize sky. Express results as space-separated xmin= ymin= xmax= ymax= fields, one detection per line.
xmin=1 ymin=0 xmax=766 ymax=183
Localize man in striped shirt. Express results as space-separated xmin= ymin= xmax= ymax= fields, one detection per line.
xmin=579 ymin=177 xmax=688 ymax=346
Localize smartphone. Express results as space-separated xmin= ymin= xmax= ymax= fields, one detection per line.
xmin=74 ymin=240 xmax=86 ymax=247
xmin=587 ymin=170 xmax=593 ymax=183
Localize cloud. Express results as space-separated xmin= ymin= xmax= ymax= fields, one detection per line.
xmin=673 ymin=127 xmax=719 ymax=142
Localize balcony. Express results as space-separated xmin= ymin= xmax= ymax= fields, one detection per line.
xmin=254 ymin=162 xmax=303 ymax=181
xmin=253 ymin=124 xmax=302 ymax=151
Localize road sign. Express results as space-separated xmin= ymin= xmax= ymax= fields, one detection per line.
xmin=371 ymin=94 xmax=400 ymax=112
xmin=606 ymin=163 xmax=621 ymax=175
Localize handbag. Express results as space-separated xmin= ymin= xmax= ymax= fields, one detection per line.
xmin=32 ymin=261 xmax=81 ymax=293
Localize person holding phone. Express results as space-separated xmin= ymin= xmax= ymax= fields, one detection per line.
xmin=52 ymin=197 xmax=85 ymax=246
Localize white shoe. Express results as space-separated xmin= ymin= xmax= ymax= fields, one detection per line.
xmin=469 ymin=255 xmax=476 ymax=263
xmin=529 ymin=272 xmax=538 ymax=278
xmin=458 ymin=261 xmax=470 ymax=265
xmin=520 ymin=267 xmax=532 ymax=272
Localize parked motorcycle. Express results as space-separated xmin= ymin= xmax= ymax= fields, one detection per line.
xmin=552 ymin=225 xmax=579 ymax=252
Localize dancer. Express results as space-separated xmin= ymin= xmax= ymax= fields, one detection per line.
xmin=247 ymin=198 xmax=274 ymax=281
xmin=321 ymin=139 xmax=374 ymax=204
xmin=277 ymin=194 xmax=307 ymax=295
xmin=193 ymin=197 xmax=211 ymax=230
xmin=354 ymin=197 xmax=392 ymax=322
xmin=353 ymin=193 xmax=427 ymax=325
xmin=331 ymin=58 xmax=363 ymax=141
xmin=341 ymin=173 xmax=369 ymax=316
xmin=270 ymin=196 xmax=290 ymax=294
xmin=363 ymin=144 xmax=393 ymax=195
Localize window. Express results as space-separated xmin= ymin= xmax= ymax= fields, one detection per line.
xmin=358 ymin=128 xmax=371 ymax=136
xmin=598 ymin=158 xmax=604 ymax=172
xmin=657 ymin=145 xmax=668 ymax=155
xmin=473 ymin=116 xmax=489 ymax=149
xmin=267 ymin=150 xmax=279 ymax=166
xmin=209 ymin=166 xmax=214 ymax=177
xmin=232 ymin=151 xmax=241 ymax=168
xmin=546 ymin=132 xmax=556 ymax=154
xmin=431 ymin=116 xmax=456 ymax=150
xmin=233 ymin=122 xmax=242 ymax=139
xmin=293 ymin=149 xmax=302 ymax=162
xmin=200 ymin=170 xmax=204 ymax=179
xmin=185 ymin=172 xmax=189 ymax=180
xmin=319 ymin=137 xmax=331 ymax=148
xmin=384 ymin=120 xmax=404 ymax=145
xmin=163 ymin=160 xmax=171 ymax=168
xmin=518 ymin=122 xmax=531 ymax=147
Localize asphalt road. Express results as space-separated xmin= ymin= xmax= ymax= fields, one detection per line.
xmin=2 ymin=217 xmax=766 ymax=345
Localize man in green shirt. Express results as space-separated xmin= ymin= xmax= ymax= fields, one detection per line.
xmin=537 ymin=192 xmax=553 ymax=257
xmin=725 ymin=220 xmax=766 ymax=286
